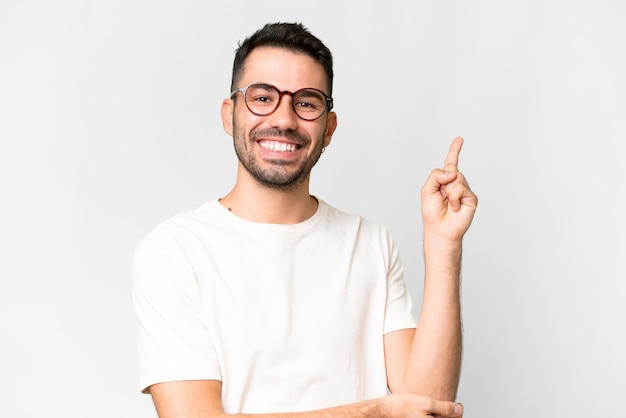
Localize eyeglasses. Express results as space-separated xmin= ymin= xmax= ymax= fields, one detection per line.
xmin=230 ymin=83 xmax=333 ymax=121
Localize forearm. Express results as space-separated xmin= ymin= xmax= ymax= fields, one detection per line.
xmin=404 ymin=235 xmax=463 ymax=400
xmin=152 ymin=381 xmax=390 ymax=418
xmin=215 ymin=394 xmax=460 ymax=418
xmin=216 ymin=399 xmax=384 ymax=418
xmin=151 ymin=380 xmax=462 ymax=418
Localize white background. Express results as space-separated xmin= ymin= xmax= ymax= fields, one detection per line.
xmin=1 ymin=1 xmax=624 ymax=417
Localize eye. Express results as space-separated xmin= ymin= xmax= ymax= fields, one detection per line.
xmin=250 ymin=94 xmax=274 ymax=104
xmin=293 ymin=90 xmax=326 ymax=112
xmin=246 ymin=85 xmax=278 ymax=106
xmin=295 ymin=100 xmax=318 ymax=109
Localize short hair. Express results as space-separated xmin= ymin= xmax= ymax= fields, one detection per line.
xmin=231 ymin=22 xmax=334 ymax=95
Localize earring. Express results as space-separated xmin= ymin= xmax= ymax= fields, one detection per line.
xmin=321 ymin=147 xmax=326 ymax=153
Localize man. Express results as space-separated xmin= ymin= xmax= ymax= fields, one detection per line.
xmin=133 ymin=23 xmax=477 ymax=418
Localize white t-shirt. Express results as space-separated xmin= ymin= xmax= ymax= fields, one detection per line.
xmin=132 ymin=199 xmax=416 ymax=413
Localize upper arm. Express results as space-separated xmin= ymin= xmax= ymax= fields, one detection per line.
xmin=133 ymin=234 xmax=222 ymax=393
xmin=150 ymin=380 xmax=224 ymax=418
xmin=383 ymin=328 xmax=415 ymax=393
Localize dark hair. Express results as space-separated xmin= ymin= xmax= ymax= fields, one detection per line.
xmin=231 ymin=22 xmax=334 ymax=95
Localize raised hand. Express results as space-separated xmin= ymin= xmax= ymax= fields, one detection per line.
xmin=421 ymin=137 xmax=478 ymax=244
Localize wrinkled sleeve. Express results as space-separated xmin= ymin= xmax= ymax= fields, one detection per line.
xmin=132 ymin=227 xmax=221 ymax=393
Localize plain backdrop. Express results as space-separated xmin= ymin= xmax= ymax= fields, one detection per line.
xmin=1 ymin=1 xmax=624 ymax=417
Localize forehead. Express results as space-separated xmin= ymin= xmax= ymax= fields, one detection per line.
xmin=238 ymin=46 xmax=328 ymax=93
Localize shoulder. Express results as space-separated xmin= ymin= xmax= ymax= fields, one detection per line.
xmin=139 ymin=200 xmax=220 ymax=244
xmin=132 ymin=202 xmax=220 ymax=296
xmin=319 ymin=199 xmax=394 ymax=245
xmin=133 ymin=201 xmax=221 ymax=268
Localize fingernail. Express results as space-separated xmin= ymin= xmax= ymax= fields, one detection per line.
xmin=454 ymin=404 xmax=462 ymax=415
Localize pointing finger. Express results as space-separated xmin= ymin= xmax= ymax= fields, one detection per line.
xmin=443 ymin=136 xmax=464 ymax=172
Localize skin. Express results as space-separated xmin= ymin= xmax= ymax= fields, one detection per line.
xmin=390 ymin=136 xmax=477 ymax=401
xmin=149 ymin=46 xmax=478 ymax=418
xmin=219 ymin=47 xmax=337 ymax=224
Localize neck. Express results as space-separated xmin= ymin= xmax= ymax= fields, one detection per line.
xmin=220 ymin=170 xmax=318 ymax=224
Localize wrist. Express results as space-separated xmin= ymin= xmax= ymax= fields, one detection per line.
xmin=423 ymin=232 xmax=462 ymax=257
xmin=423 ymin=233 xmax=462 ymax=279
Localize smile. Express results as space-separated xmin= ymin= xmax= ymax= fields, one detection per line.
xmin=258 ymin=140 xmax=299 ymax=152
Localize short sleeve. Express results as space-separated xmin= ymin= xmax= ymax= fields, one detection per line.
xmin=132 ymin=228 xmax=221 ymax=393
xmin=382 ymin=229 xmax=417 ymax=334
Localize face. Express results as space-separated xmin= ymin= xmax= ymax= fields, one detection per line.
xmin=221 ymin=47 xmax=337 ymax=191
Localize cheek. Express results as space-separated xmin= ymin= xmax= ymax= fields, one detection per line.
xmin=231 ymin=119 xmax=248 ymax=147
xmin=314 ymin=126 xmax=329 ymax=146
xmin=234 ymin=110 xmax=267 ymax=138
xmin=232 ymin=114 xmax=252 ymax=139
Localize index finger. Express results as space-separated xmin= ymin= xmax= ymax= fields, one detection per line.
xmin=443 ymin=136 xmax=464 ymax=171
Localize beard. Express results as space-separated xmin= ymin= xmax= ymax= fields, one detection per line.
xmin=232 ymin=123 xmax=325 ymax=191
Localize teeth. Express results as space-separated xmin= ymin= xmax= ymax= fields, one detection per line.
xmin=260 ymin=140 xmax=297 ymax=152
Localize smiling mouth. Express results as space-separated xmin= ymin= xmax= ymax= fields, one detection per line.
xmin=258 ymin=139 xmax=300 ymax=152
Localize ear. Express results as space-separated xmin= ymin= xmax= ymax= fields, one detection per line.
xmin=322 ymin=111 xmax=337 ymax=148
xmin=221 ymin=98 xmax=234 ymax=136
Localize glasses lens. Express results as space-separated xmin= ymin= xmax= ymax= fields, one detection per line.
xmin=292 ymin=89 xmax=327 ymax=120
xmin=244 ymin=84 xmax=280 ymax=116
xmin=242 ymin=84 xmax=329 ymax=120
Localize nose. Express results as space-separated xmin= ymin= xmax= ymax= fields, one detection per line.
xmin=266 ymin=92 xmax=299 ymax=130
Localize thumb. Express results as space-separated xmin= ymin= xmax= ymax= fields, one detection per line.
xmin=421 ymin=169 xmax=457 ymax=200
xmin=430 ymin=401 xmax=464 ymax=417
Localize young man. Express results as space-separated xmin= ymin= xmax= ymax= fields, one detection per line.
xmin=133 ymin=23 xmax=477 ymax=418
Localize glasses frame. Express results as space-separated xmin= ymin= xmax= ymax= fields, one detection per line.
xmin=230 ymin=83 xmax=334 ymax=121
